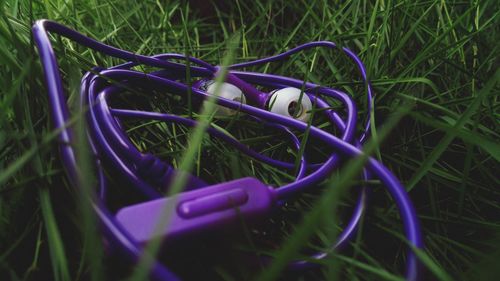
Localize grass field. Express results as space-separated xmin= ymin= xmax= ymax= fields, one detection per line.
xmin=0 ymin=0 xmax=499 ymax=280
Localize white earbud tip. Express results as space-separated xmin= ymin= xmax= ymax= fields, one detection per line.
xmin=206 ymin=82 xmax=246 ymax=116
xmin=268 ymin=87 xmax=312 ymax=122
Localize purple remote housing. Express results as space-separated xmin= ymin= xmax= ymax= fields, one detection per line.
xmin=116 ymin=177 xmax=276 ymax=243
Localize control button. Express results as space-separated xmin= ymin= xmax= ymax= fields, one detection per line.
xmin=178 ymin=188 xmax=249 ymax=218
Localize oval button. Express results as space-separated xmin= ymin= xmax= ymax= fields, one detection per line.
xmin=178 ymin=188 xmax=249 ymax=218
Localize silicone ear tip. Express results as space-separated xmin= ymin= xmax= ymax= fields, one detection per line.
xmin=206 ymin=82 xmax=246 ymax=116
xmin=268 ymin=87 xmax=312 ymax=122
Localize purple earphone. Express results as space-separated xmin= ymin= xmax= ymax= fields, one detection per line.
xmin=32 ymin=19 xmax=423 ymax=281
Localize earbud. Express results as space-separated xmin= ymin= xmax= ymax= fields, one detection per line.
xmin=267 ymin=87 xmax=312 ymax=122
xmin=205 ymin=81 xmax=246 ymax=116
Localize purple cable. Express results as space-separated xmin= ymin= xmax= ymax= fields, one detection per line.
xmin=91 ymin=69 xmax=422 ymax=279
xmin=32 ymin=19 xmax=423 ymax=281
xmin=85 ymin=61 xmax=361 ymax=271
xmin=229 ymin=41 xmax=373 ymax=143
xmin=32 ymin=20 xmax=181 ymax=281
xmin=86 ymin=68 xmax=358 ymax=193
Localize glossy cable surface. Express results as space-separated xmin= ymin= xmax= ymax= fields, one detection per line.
xmin=32 ymin=19 xmax=423 ymax=281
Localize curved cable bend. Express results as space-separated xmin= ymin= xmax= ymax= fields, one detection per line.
xmin=229 ymin=41 xmax=374 ymax=142
xmin=32 ymin=19 xmax=182 ymax=281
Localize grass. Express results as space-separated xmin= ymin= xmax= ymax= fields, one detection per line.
xmin=1 ymin=0 xmax=499 ymax=280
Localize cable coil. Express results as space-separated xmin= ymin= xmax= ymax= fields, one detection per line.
xmin=32 ymin=19 xmax=423 ymax=281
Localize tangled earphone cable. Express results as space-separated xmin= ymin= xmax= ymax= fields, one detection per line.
xmin=32 ymin=19 xmax=423 ymax=281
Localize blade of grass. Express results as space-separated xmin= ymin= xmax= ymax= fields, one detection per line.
xmin=406 ymin=69 xmax=499 ymax=191
xmin=128 ymin=32 xmax=241 ymax=281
